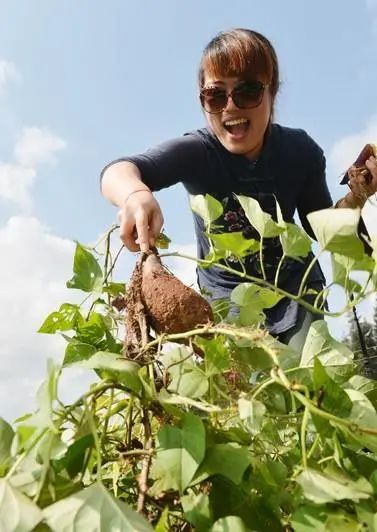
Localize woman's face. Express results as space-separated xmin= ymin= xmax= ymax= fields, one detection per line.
xmin=201 ymin=74 xmax=272 ymax=160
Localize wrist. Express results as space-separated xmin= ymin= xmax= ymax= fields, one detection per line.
xmin=124 ymin=188 xmax=152 ymax=205
xmin=345 ymin=189 xmax=365 ymax=208
xmin=336 ymin=190 xmax=364 ymax=209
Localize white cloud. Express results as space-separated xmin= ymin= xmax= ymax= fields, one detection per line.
xmin=0 ymin=164 xmax=35 ymax=208
xmin=0 ymin=60 xmax=20 ymax=91
xmin=328 ymin=115 xmax=377 ymax=236
xmin=0 ymin=127 xmax=66 ymax=207
xmin=0 ymin=216 xmax=90 ymax=421
xmin=14 ymin=127 xmax=66 ymax=168
xmin=328 ymin=115 xmax=377 ymax=175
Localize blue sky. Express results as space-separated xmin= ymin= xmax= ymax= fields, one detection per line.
xmin=0 ymin=0 xmax=376 ymax=419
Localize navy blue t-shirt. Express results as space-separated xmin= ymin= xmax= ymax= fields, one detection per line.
xmin=101 ymin=124 xmax=333 ymax=334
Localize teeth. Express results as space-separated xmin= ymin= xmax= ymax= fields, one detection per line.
xmin=224 ymin=118 xmax=248 ymax=126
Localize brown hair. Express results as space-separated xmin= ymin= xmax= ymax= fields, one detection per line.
xmin=198 ymin=29 xmax=280 ymax=100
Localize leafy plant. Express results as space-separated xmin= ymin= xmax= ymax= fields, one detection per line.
xmin=2 ymin=199 xmax=377 ymax=531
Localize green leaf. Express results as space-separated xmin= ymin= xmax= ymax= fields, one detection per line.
xmin=291 ymin=505 xmax=360 ymax=532
xmin=343 ymin=389 xmax=377 ymax=452
xmin=195 ymin=336 xmax=231 ymax=376
xmin=238 ymin=396 xmax=266 ymax=433
xmin=190 ymin=194 xmax=223 ymax=226
xmin=211 ymin=516 xmax=248 ymax=532
xmin=150 ymin=414 xmax=206 ymax=493
xmin=66 ymin=243 xmax=103 ymax=292
xmin=181 ymin=491 xmax=213 ymax=531
xmin=162 ymin=347 xmax=209 ymax=398
xmin=275 ymin=201 xmax=312 ymax=258
xmin=0 ymin=478 xmax=43 ymax=531
xmin=155 ymin=231 xmax=171 ymax=249
xmin=231 ymin=282 xmax=283 ymax=326
xmin=0 ymin=418 xmax=14 ymax=473
xmin=307 ymin=208 xmax=364 ymax=259
xmin=43 ymin=482 xmax=153 ymax=531
xmin=195 ymin=443 xmax=250 ymax=485
xmin=76 ymin=312 xmax=107 ymax=345
xmin=38 ymin=303 xmax=81 ymax=334
xmin=33 ymin=359 xmax=60 ymax=430
xmin=67 ymin=351 xmax=141 ymax=394
xmin=331 ymin=254 xmax=363 ymax=293
xmin=168 ymin=367 xmax=208 ymax=399
xmin=59 ymin=434 xmax=94 ymax=479
xmin=209 ymin=231 xmax=259 ymax=256
xmin=154 ymin=507 xmax=170 ymax=531
xmin=356 ymin=502 xmax=377 ymax=532
xmin=280 ymin=223 xmax=312 ymax=258
xmin=300 ymin=320 xmax=353 ymax=367
xmin=295 ymin=468 xmax=373 ymax=504
xmin=103 ymin=281 xmax=126 ymax=296
xmin=313 ymin=358 xmax=352 ymax=418
xmin=63 ymin=340 xmax=97 ymax=365
xmin=236 ymin=195 xmax=284 ymax=238
xmin=347 ymin=374 xmax=377 ymax=405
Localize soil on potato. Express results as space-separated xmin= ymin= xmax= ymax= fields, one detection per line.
xmin=141 ymin=259 xmax=213 ymax=334
xmin=124 ymin=251 xmax=213 ymax=355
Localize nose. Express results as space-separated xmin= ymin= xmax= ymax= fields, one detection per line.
xmin=223 ymin=92 xmax=238 ymax=112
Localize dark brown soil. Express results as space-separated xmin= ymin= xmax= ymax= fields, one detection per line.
xmin=124 ymin=251 xmax=213 ymax=357
xmin=141 ymin=253 xmax=213 ymax=334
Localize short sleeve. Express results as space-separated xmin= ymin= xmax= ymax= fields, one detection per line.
xmin=99 ymin=133 xmax=209 ymax=192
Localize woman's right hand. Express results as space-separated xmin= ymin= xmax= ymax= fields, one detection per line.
xmin=118 ymin=190 xmax=164 ymax=252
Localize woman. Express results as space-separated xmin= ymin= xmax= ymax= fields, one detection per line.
xmin=100 ymin=29 xmax=377 ymax=349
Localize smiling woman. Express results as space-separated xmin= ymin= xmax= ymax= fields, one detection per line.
xmin=100 ymin=28 xmax=377 ymax=350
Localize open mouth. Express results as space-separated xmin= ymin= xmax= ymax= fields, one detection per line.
xmin=223 ymin=118 xmax=250 ymax=137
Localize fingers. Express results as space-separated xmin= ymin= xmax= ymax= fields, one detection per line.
xmin=135 ymin=211 xmax=150 ymax=252
xmin=149 ymin=210 xmax=164 ymax=246
xmin=365 ymin=156 xmax=377 ymax=184
xmin=119 ymin=215 xmax=140 ymax=252
xmin=118 ymin=206 xmax=164 ymax=252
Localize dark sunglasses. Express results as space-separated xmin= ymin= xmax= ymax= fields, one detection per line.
xmin=200 ymin=80 xmax=268 ymax=114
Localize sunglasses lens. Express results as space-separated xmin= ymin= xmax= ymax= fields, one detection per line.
xmin=200 ymin=89 xmax=227 ymax=113
xmin=233 ymin=81 xmax=265 ymax=109
xmin=200 ymin=81 xmax=266 ymax=113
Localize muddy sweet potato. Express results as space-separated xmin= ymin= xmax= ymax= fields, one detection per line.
xmin=124 ymin=251 xmax=213 ymax=357
xmin=141 ymin=252 xmax=213 ymax=334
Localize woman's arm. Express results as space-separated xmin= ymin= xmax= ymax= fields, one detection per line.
xmin=101 ymin=161 xmax=163 ymax=252
xmin=100 ymin=133 xmax=208 ymax=252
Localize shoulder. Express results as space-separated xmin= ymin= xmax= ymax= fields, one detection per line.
xmin=184 ymin=127 xmax=224 ymax=151
xmin=271 ymin=123 xmax=324 ymax=158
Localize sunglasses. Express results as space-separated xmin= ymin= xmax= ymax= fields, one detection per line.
xmin=200 ymin=80 xmax=268 ymax=114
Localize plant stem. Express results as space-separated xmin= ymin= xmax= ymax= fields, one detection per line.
xmin=297 ymin=251 xmax=322 ymax=298
xmin=137 ymin=408 xmax=152 ymax=514
xmin=126 ymin=396 xmax=134 ymax=449
xmin=259 ymin=236 xmax=266 ymax=280
xmin=250 ymin=378 xmax=275 ymax=400
xmin=161 ymin=250 xmax=373 ymax=318
xmin=100 ymin=388 xmax=115 ymax=451
xmin=274 ymin=253 xmax=286 ymax=287
xmin=141 ymin=325 xmax=266 ymax=353
xmin=86 ymin=398 xmax=102 ymax=483
xmin=300 ymin=407 xmax=309 ymax=469
xmin=307 ymin=434 xmax=321 ymax=460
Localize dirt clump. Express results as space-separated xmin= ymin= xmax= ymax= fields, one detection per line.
xmin=141 ymin=252 xmax=213 ymax=334
xmin=124 ymin=251 xmax=213 ymax=357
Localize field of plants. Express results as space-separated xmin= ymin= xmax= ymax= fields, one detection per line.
xmin=1 ymin=195 xmax=377 ymax=531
